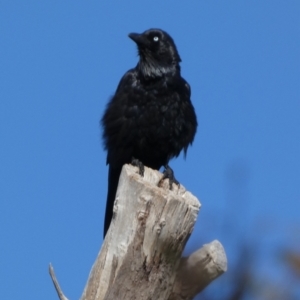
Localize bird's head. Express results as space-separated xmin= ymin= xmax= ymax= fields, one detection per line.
xmin=128 ymin=29 xmax=181 ymax=78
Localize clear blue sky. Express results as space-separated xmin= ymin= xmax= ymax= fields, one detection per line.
xmin=1 ymin=1 xmax=299 ymax=299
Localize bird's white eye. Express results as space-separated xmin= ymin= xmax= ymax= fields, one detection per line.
xmin=153 ymin=36 xmax=159 ymax=42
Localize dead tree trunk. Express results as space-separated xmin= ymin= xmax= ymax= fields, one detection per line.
xmin=50 ymin=164 xmax=227 ymax=300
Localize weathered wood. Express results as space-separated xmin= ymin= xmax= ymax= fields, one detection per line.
xmin=49 ymin=264 xmax=69 ymax=300
xmin=169 ymin=240 xmax=227 ymax=300
xmin=80 ymin=164 xmax=201 ymax=300
xmin=49 ymin=164 xmax=227 ymax=300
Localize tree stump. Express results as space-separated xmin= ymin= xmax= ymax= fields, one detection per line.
xmin=50 ymin=164 xmax=227 ymax=300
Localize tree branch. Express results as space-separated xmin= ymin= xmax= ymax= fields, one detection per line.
xmin=49 ymin=263 xmax=69 ymax=300
xmin=169 ymin=240 xmax=227 ymax=300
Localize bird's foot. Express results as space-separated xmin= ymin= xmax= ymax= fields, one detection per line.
xmin=131 ymin=157 xmax=144 ymax=176
xmin=158 ymin=165 xmax=180 ymax=190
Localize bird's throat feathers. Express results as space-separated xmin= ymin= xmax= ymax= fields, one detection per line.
xmin=137 ymin=56 xmax=180 ymax=79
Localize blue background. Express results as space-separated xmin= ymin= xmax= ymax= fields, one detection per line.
xmin=1 ymin=1 xmax=299 ymax=299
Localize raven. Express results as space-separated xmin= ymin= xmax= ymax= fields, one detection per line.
xmin=101 ymin=29 xmax=197 ymax=237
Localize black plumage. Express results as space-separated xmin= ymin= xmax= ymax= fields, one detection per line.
xmin=101 ymin=29 xmax=197 ymax=237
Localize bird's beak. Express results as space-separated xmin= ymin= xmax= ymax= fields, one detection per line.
xmin=128 ymin=33 xmax=145 ymax=46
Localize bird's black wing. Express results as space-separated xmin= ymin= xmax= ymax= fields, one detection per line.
xmin=102 ymin=69 xmax=139 ymax=237
xmin=180 ymin=79 xmax=197 ymax=156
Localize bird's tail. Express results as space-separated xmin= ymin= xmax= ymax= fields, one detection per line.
xmin=103 ymin=165 xmax=122 ymax=238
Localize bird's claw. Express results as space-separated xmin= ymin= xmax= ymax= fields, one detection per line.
xmin=158 ymin=165 xmax=180 ymax=190
xmin=131 ymin=157 xmax=145 ymax=176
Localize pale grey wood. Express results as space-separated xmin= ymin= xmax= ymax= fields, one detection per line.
xmin=49 ymin=264 xmax=69 ymax=300
xmin=80 ymin=164 xmax=201 ymax=300
xmin=169 ymin=240 xmax=227 ymax=300
xmin=50 ymin=164 xmax=227 ymax=300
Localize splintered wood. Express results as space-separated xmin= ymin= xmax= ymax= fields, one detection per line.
xmin=78 ymin=165 xmax=227 ymax=300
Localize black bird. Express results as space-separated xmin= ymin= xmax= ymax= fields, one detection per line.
xmin=101 ymin=29 xmax=197 ymax=237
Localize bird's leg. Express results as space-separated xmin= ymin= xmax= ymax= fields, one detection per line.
xmin=131 ymin=157 xmax=145 ymax=176
xmin=158 ymin=165 xmax=180 ymax=190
